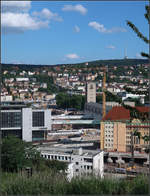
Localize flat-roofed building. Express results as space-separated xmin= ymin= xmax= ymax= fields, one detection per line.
xmin=1 ymin=102 xmax=51 ymax=142
xmin=39 ymin=146 xmax=104 ymax=179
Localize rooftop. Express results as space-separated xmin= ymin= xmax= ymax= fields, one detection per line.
xmin=102 ymin=106 xmax=149 ymax=121
xmin=38 ymin=146 xmax=101 ymax=157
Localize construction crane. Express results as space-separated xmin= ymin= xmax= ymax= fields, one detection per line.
xmin=100 ymin=66 xmax=107 ymax=150
xmin=102 ymin=67 xmax=106 ymax=118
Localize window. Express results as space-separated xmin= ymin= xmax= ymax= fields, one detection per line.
xmin=48 ymin=155 xmax=50 ymax=159
xmin=76 ymin=162 xmax=79 ymax=165
xmin=32 ymin=111 xmax=44 ymax=127
xmin=84 ymin=158 xmax=92 ymax=163
xmin=76 ymin=169 xmax=79 ymax=172
xmin=32 ymin=131 xmax=44 ymax=140
xmin=51 ymin=155 xmax=53 ymax=159
xmin=1 ymin=112 xmax=21 ymax=128
xmin=65 ymin=157 xmax=68 ymax=160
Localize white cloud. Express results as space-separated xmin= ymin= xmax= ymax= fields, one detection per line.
xmin=1 ymin=1 xmax=62 ymax=34
xmin=32 ymin=8 xmax=63 ymax=22
xmin=2 ymin=12 xmax=49 ymax=32
xmin=88 ymin=21 xmax=127 ymax=33
xmin=88 ymin=21 xmax=106 ymax=33
xmin=74 ymin=25 xmax=80 ymax=33
xmin=1 ymin=1 xmax=31 ymax=13
xmin=62 ymin=4 xmax=87 ymax=15
xmin=65 ymin=53 xmax=80 ymax=59
xmin=106 ymin=45 xmax=116 ymax=49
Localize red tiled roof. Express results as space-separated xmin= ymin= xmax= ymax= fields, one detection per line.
xmin=102 ymin=106 xmax=149 ymax=121
xmin=136 ymin=106 xmax=149 ymax=113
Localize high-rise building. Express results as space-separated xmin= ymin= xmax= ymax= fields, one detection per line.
xmin=86 ymin=82 xmax=96 ymax=103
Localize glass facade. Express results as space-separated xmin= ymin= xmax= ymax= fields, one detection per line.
xmin=1 ymin=112 xmax=22 ymax=128
xmin=32 ymin=130 xmax=44 ymax=141
xmin=2 ymin=129 xmax=22 ymax=139
xmin=32 ymin=111 xmax=44 ymax=127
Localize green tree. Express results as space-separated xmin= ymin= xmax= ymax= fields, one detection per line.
xmin=56 ymin=93 xmax=85 ymax=110
xmin=45 ymin=160 xmax=67 ymax=172
xmin=2 ymin=136 xmax=28 ymax=172
xmin=126 ymin=2 xmax=150 ymax=149
xmin=96 ymin=94 xmax=102 ymax=103
xmin=1 ymin=136 xmax=40 ymax=172
xmin=126 ymin=4 xmax=150 ymax=58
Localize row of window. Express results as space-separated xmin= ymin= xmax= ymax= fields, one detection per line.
xmin=42 ymin=154 xmax=93 ymax=171
xmin=105 ymin=125 xmax=114 ymax=128
xmin=1 ymin=111 xmax=45 ymax=128
xmin=1 ymin=112 xmax=22 ymax=128
xmin=42 ymin=154 xmax=70 ymax=161
xmin=126 ymin=136 xmax=131 ymax=139
xmin=105 ymin=143 xmax=113 ymax=147
xmin=105 ymin=130 xmax=113 ymax=133
xmin=105 ymin=134 xmax=113 ymax=138
xmin=76 ymin=165 xmax=93 ymax=172
xmin=105 ymin=139 xmax=113 ymax=142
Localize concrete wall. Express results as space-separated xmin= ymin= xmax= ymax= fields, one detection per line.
xmin=44 ymin=109 xmax=51 ymax=131
xmin=93 ymin=151 xmax=104 ymax=178
xmin=66 ymin=163 xmax=75 ymax=181
xmin=22 ymin=108 xmax=32 ymax=142
xmin=86 ymin=82 xmax=96 ymax=103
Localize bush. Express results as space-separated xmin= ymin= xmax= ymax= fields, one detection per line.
xmin=1 ymin=173 xmax=148 ymax=195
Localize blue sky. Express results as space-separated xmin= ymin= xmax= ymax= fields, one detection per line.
xmin=1 ymin=1 xmax=149 ymax=65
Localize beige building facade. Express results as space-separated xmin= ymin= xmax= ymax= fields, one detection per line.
xmin=100 ymin=119 xmax=149 ymax=153
xmin=86 ymin=82 xmax=96 ymax=103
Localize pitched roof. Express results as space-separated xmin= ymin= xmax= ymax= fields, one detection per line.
xmin=102 ymin=106 xmax=149 ymax=121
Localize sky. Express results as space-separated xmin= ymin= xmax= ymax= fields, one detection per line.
xmin=1 ymin=0 xmax=149 ymax=65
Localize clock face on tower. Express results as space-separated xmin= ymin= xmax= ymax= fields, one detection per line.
xmin=90 ymin=84 xmax=93 ymax=89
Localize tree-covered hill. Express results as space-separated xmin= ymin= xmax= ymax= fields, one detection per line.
xmin=1 ymin=58 xmax=149 ymax=71
xmin=84 ymin=58 xmax=149 ymax=67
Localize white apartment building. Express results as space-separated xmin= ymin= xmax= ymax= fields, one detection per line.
xmin=39 ymin=147 xmax=104 ymax=179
